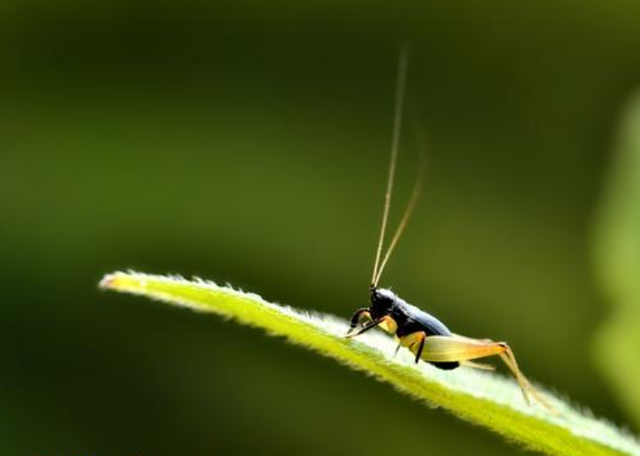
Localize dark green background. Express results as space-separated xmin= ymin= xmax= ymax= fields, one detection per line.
xmin=1 ymin=1 xmax=638 ymax=454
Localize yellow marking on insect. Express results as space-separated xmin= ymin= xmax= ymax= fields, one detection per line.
xmin=399 ymin=332 xmax=424 ymax=348
xmin=378 ymin=316 xmax=398 ymax=334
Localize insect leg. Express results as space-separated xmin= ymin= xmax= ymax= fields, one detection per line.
xmin=460 ymin=361 xmax=495 ymax=371
xmin=453 ymin=334 xmax=498 ymax=370
xmin=394 ymin=342 xmax=402 ymax=357
xmin=346 ymin=308 xmax=371 ymax=335
xmin=498 ymin=346 xmax=554 ymax=413
xmin=345 ymin=316 xmax=393 ymax=338
xmin=421 ymin=335 xmax=556 ymax=413
xmin=414 ymin=334 xmax=426 ymax=364
xmin=398 ymin=331 xmax=427 ymax=363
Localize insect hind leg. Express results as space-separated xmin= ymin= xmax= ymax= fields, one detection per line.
xmin=460 ymin=360 xmax=495 ymax=371
xmin=498 ymin=345 xmax=555 ymax=413
xmin=421 ymin=335 xmax=556 ymax=413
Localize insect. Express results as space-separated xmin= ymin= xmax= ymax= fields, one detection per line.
xmin=345 ymin=48 xmax=554 ymax=413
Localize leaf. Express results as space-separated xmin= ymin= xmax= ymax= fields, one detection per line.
xmin=593 ymin=93 xmax=640 ymax=426
xmin=100 ymin=271 xmax=640 ymax=456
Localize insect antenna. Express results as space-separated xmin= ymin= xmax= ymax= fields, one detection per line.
xmin=374 ymin=148 xmax=424 ymax=287
xmin=371 ymin=45 xmax=413 ymax=288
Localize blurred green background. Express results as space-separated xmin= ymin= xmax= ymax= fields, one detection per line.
xmin=2 ymin=0 xmax=640 ymax=454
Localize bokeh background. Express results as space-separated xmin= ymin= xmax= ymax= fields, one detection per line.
xmin=2 ymin=1 xmax=640 ymax=454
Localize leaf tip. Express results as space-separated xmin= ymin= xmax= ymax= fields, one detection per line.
xmin=99 ymin=271 xmax=139 ymax=291
xmin=99 ymin=273 xmax=117 ymax=290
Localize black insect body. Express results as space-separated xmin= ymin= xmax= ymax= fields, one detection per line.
xmin=349 ymin=287 xmax=458 ymax=370
xmin=345 ymin=48 xmax=554 ymax=413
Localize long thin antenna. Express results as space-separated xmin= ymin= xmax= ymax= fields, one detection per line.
xmin=371 ymin=45 xmax=410 ymax=287
xmin=374 ymin=148 xmax=425 ymax=286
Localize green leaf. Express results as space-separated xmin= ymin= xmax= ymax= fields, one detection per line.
xmin=100 ymin=271 xmax=639 ymax=456
xmin=593 ymin=93 xmax=640 ymax=426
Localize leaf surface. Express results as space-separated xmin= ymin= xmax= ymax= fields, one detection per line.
xmin=101 ymin=271 xmax=640 ymax=456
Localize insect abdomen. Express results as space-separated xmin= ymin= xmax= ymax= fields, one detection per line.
xmin=430 ymin=360 xmax=459 ymax=370
xmin=396 ymin=309 xmax=460 ymax=370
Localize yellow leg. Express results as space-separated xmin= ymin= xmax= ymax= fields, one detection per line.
xmin=399 ymin=331 xmax=425 ymax=348
xmin=421 ymin=335 xmax=556 ymax=414
xmin=498 ymin=348 xmax=554 ymax=413
xmin=398 ymin=332 xmax=427 ymax=364
xmin=460 ymin=361 xmax=495 ymax=371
